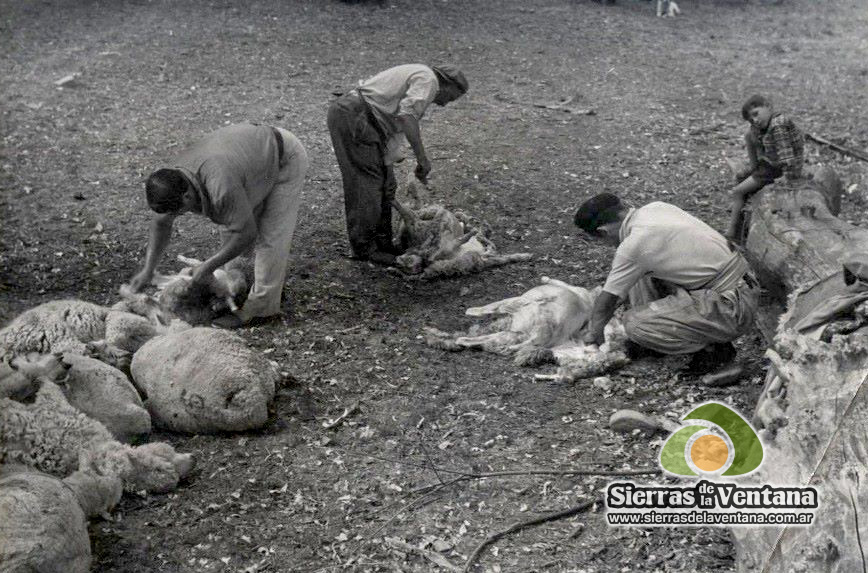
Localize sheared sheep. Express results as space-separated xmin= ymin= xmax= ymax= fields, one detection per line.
xmin=0 ymin=379 xmax=193 ymax=493
xmin=391 ymin=196 xmax=532 ymax=279
xmin=131 ymin=327 xmax=279 ymax=433
xmin=0 ymin=468 xmax=122 ymax=573
xmin=424 ymin=277 xmax=630 ymax=377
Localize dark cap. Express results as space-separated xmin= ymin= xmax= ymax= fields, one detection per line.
xmin=431 ymin=64 xmax=469 ymax=94
xmin=574 ymin=192 xmax=624 ymax=232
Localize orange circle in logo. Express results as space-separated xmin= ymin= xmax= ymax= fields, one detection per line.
xmin=690 ymin=435 xmax=729 ymax=472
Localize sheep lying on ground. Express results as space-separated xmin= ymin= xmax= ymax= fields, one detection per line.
xmin=425 ymin=277 xmax=629 ymax=378
xmin=62 ymin=354 xmax=152 ymax=442
xmin=1 ymin=352 xmax=151 ymax=442
xmin=0 ymin=254 xmax=244 ymax=367
xmin=0 ymin=468 xmax=122 ymax=573
xmin=0 ymin=300 xmax=137 ymax=369
xmin=131 ymin=327 xmax=279 ymax=433
xmin=0 ymin=379 xmax=193 ymax=493
xmin=391 ymin=199 xmax=532 ymax=279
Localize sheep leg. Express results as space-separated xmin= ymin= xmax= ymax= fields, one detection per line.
xmin=466 ymin=296 xmax=525 ymax=317
xmin=454 ymin=331 xmax=523 ymax=355
xmin=478 ymin=253 xmax=534 ymax=269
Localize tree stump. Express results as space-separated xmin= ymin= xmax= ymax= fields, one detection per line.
xmin=734 ymin=166 xmax=868 ymax=572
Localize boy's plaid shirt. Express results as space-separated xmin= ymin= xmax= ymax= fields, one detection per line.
xmin=759 ymin=114 xmax=804 ymax=178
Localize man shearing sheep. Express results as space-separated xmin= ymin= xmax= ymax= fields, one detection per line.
xmin=575 ymin=193 xmax=758 ymax=376
xmin=327 ymin=64 xmax=468 ymax=266
xmin=128 ymin=123 xmax=309 ymax=329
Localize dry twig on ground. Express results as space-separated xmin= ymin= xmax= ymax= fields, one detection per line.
xmin=463 ymin=496 xmax=600 ymax=572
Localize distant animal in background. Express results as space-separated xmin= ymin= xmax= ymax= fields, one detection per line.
xmin=657 ymin=0 xmax=680 ymax=17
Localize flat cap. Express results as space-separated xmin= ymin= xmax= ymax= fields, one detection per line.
xmin=431 ymin=64 xmax=469 ymax=94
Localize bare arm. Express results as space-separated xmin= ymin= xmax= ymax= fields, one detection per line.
xmin=583 ymin=290 xmax=622 ymax=346
xmin=396 ymin=114 xmax=431 ymax=183
xmin=129 ymin=212 xmax=178 ymax=291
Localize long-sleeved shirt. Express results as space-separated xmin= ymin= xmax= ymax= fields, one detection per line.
xmin=750 ymin=113 xmax=804 ymax=181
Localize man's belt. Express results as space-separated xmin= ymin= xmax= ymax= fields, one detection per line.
xmin=351 ymin=90 xmax=389 ymax=145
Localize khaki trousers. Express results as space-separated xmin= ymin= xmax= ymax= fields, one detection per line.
xmin=229 ymin=129 xmax=308 ymax=321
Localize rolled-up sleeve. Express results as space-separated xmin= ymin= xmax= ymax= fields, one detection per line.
xmin=397 ymin=71 xmax=439 ymax=120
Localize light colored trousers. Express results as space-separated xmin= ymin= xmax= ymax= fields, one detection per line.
xmin=622 ymin=276 xmax=758 ymax=355
xmin=227 ymin=128 xmax=309 ymax=321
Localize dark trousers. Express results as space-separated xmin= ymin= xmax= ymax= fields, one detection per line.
xmin=327 ymin=94 xmax=396 ymax=258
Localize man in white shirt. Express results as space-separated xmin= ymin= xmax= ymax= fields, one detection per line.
xmin=575 ymin=193 xmax=758 ymax=374
xmin=327 ymin=64 xmax=468 ymax=265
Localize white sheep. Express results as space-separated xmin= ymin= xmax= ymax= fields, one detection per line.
xmin=0 ymin=379 xmax=193 ymax=493
xmin=0 ymin=468 xmax=123 ymax=573
xmin=131 ymin=327 xmax=279 ymax=433
xmin=0 ymin=255 xmax=242 ymax=367
xmin=62 ymin=353 xmax=152 ymax=442
xmin=1 ymin=352 xmax=151 ymax=443
xmin=425 ymin=277 xmax=630 ymax=378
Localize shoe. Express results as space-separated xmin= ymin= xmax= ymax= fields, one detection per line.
xmin=368 ymin=251 xmax=397 ymax=266
xmin=682 ymin=342 xmax=737 ymax=376
xmin=624 ymin=340 xmax=665 ymax=360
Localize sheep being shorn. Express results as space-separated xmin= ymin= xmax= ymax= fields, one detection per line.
xmin=0 ymin=469 xmax=122 ymax=573
xmin=0 ymin=379 xmax=193 ymax=493
xmin=392 ymin=200 xmax=532 ymax=279
xmin=152 ymin=254 xmax=248 ymax=325
xmin=0 ymin=254 xmax=241 ymax=366
xmin=424 ymin=277 xmax=629 ymax=377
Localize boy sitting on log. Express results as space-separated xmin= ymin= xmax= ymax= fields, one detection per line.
xmin=726 ymin=94 xmax=805 ymax=243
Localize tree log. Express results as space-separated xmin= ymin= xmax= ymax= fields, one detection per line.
xmin=734 ymin=166 xmax=868 ymax=572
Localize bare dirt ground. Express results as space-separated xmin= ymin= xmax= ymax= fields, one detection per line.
xmin=2 ymin=0 xmax=868 ymax=571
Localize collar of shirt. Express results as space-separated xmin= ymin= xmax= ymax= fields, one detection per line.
xmin=619 ymin=207 xmax=637 ymax=243
xmin=175 ymin=165 xmax=206 ymax=217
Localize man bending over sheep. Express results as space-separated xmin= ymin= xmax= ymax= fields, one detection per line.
xmin=575 ymin=193 xmax=758 ymax=376
xmin=129 ymin=123 xmax=309 ymax=329
xmin=327 ymin=64 xmax=468 ymax=265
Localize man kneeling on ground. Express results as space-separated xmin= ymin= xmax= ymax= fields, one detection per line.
xmin=128 ymin=123 xmax=309 ymax=329
xmin=575 ymin=193 xmax=758 ymax=375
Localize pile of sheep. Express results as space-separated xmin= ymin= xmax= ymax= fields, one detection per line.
xmin=0 ymin=262 xmax=281 ymax=572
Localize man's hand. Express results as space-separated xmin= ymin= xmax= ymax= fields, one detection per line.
xmin=414 ymin=156 xmax=431 ymax=184
xmin=128 ymin=269 xmax=153 ymax=293
xmin=191 ymin=265 xmax=231 ymax=299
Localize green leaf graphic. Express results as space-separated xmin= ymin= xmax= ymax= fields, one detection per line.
xmin=660 ymin=425 xmax=705 ymax=475
xmin=684 ymin=403 xmax=763 ymax=476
